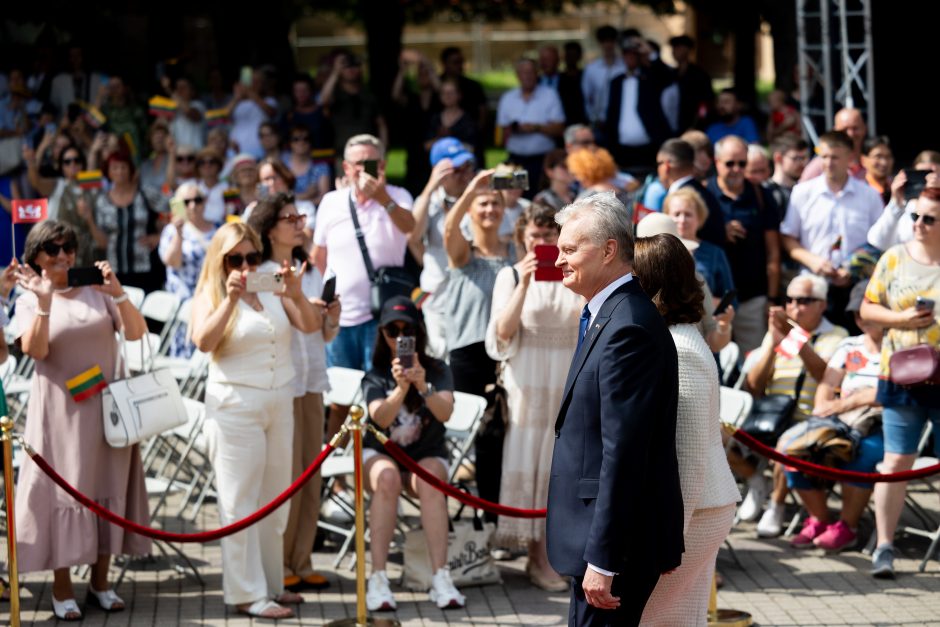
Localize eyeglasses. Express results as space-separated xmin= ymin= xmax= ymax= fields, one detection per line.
xmin=290 ymin=136 xmax=310 ymax=143
xmin=786 ymin=296 xmax=821 ymax=306
xmin=723 ymin=160 xmax=748 ymax=169
xmin=383 ymin=324 xmax=415 ymax=338
xmin=197 ymin=159 xmax=219 ymax=167
xmin=225 ymin=252 xmax=262 ymax=268
xmin=61 ymin=157 xmax=82 ymax=166
xmin=277 ymin=214 xmax=305 ymax=226
xmin=911 ymin=212 xmax=937 ymax=226
xmin=183 ymin=196 xmax=205 ymax=205
xmin=176 ymin=155 xmax=195 ymax=163
xmin=41 ymin=241 xmax=77 ymax=256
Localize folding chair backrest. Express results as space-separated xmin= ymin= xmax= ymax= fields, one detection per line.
xmin=734 ymin=348 xmax=764 ymax=390
xmin=718 ymin=341 xmax=741 ymax=386
xmin=325 ymin=367 xmax=366 ymax=407
xmin=123 ymin=285 xmax=145 ymax=310
xmin=0 ymin=355 xmax=17 ymax=383
xmin=719 ymin=386 xmax=754 ymax=427
xmin=447 ymin=391 xmax=487 ymax=434
xmin=140 ymin=290 xmax=182 ymax=351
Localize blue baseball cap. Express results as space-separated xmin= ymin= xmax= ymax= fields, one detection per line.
xmin=429 ymin=137 xmax=474 ymax=168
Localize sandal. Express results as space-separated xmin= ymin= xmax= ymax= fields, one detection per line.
xmin=87 ymin=585 xmax=125 ymax=612
xmin=237 ymin=599 xmax=294 ymax=619
xmin=275 ymin=590 xmax=304 ymax=604
xmin=52 ymin=596 xmax=83 ymax=621
xmin=286 ymin=572 xmax=330 ymax=592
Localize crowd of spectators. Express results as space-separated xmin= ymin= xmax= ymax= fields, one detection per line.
xmin=2 ymin=21 xmax=940 ymax=619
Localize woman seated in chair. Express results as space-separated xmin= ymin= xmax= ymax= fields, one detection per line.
xmin=780 ymin=282 xmax=885 ymax=554
xmin=361 ymin=296 xmax=465 ymax=612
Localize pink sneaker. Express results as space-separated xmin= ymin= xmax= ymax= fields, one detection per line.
xmin=813 ymin=520 xmax=858 ymax=553
xmin=790 ymin=516 xmax=828 ymax=548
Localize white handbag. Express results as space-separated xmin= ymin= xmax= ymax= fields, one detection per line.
xmin=402 ymin=511 xmax=501 ymax=590
xmin=102 ymin=332 xmax=187 ymax=448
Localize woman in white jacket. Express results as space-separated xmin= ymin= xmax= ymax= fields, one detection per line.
xmin=633 ymin=233 xmax=741 ymax=627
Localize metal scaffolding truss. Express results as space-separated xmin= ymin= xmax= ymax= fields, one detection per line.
xmin=796 ymin=0 xmax=875 ymax=142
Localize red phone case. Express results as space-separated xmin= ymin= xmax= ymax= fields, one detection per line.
xmin=534 ymin=245 xmax=563 ymax=281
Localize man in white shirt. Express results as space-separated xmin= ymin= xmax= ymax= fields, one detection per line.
xmin=782 ymin=130 xmax=884 ymax=325
xmin=799 ymin=108 xmax=869 ymax=183
xmin=581 ymin=25 xmax=625 ymax=138
xmin=496 ymin=58 xmax=565 ymax=199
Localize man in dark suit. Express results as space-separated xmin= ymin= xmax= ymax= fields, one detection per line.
xmin=603 ymin=31 xmax=675 ymax=176
xmin=656 ymin=138 xmax=727 ymax=247
xmin=547 ymin=192 xmax=684 ymax=626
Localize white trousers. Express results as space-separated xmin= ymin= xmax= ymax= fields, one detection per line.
xmin=204 ymin=382 xmax=294 ymax=605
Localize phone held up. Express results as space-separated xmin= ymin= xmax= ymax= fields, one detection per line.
xmin=713 ymin=289 xmax=738 ymax=316
xmin=67 ymin=267 xmax=105 ymax=287
xmin=533 ymin=244 xmax=563 ymax=281
xmin=363 ymin=160 xmax=379 ymax=179
xmin=321 ymin=275 xmax=337 ymax=303
xmin=396 ymin=335 xmax=416 ymax=369
xmin=916 ymin=296 xmax=936 ymax=313
xmin=245 ymin=271 xmax=283 ymax=293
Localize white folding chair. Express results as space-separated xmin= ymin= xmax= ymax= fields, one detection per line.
xmin=445 ymin=391 xmax=488 ymax=483
xmin=123 ymin=285 xmax=145 ymax=310
xmin=140 ymin=290 xmax=182 ymax=353
xmin=733 ymin=348 xmax=764 ymax=390
xmin=719 ymin=386 xmax=754 ymax=428
xmin=324 ymin=367 xmax=366 ymax=407
xmin=718 ymin=341 xmax=741 ymax=386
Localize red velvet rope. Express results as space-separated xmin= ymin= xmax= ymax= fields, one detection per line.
xmin=381 ymin=439 xmax=547 ymax=518
xmin=731 ymin=428 xmax=940 ymax=483
xmin=26 ymin=442 xmax=335 ymax=542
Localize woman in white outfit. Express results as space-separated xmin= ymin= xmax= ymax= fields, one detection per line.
xmin=190 ymin=222 xmax=321 ymax=620
xmin=633 ymin=234 xmax=741 ymax=626
xmin=247 ymin=193 xmax=341 ymax=591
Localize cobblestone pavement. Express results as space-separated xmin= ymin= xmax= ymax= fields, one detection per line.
xmin=3 ymin=481 xmax=940 ymax=625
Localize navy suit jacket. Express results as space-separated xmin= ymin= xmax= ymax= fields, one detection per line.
xmin=546 ymin=278 xmax=684 ymax=577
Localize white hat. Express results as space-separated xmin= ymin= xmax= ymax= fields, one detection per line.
xmin=636 ymin=212 xmax=699 ymax=252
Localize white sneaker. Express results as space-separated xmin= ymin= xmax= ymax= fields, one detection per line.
xmin=738 ymin=474 xmax=768 ymax=522
xmin=428 ymin=568 xmax=465 ymax=609
xmin=366 ymin=571 xmax=396 ymax=612
xmin=756 ymin=501 xmax=786 ymax=538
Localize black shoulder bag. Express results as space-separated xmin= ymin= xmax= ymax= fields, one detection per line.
xmin=741 ymin=368 xmax=807 ymax=447
xmin=348 ymin=192 xmax=417 ymax=317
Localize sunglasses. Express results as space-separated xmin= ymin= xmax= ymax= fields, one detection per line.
xmin=225 ymin=252 xmax=262 ymax=268
xmin=61 ymin=157 xmax=83 ymax=166
xmin=277 ymin=214 xmax=305 ymax=226
xmin=786 ymin=296 xmax=821 ymax=306
xmin=197 ymin=159 xmax=219 ymax=167
xmin=383 ymin=324 xmax=415 ymax=338
xmin=42 ymin=241 xmax=77 ymax=256
xmin=183 ymin=196 xmax=205 ymax=205
xmin=911 ymin=212 xmax=937 ymax=226
xmin=176 ymin=155 xmax=195 ymax=163
xmin=724 ymin=160 xmax=748 ymax=169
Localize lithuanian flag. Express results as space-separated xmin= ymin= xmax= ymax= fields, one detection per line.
xmin=223 ymin=188 xmax=240 ymax=201
xmin=205 ymin=108 xmax=230 ymax=127
xmin=66 ymin=365 xmax=107 ymax=402
xmin=149 ymin=96 xmax=178 ymax=118
xmin=77 ymin=170 xmax=103 ymax=190
xmin=77 ymin=101 xmax=107 ymax=129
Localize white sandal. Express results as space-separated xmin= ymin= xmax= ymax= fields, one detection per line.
xmin=51 ymin=596 xmax=83 ymax=621
xmin=87 ymin=585 xmax=125 ymax=612
xmin=237 ymin=599 xmax=295 ymax=619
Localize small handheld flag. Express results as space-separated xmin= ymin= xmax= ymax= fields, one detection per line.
xmin=77 ymin=170 xmax=104 ymax=190
xmin=11 ymin=199 xmax=48 ymax=224
xmin=148 ymin=96 xmax=178 ymax=118
xmin=774 ymin=325 xmax=811 ymax=360
xmin=205 ymin=108 xmax=230 ymax=127
xmin=77 ymin=101 xmax=107 ymax=129
xmin=66 ymin=365 xmax=108 ymax=402
xmin=633 ymin=203 xmax=656 ymax=225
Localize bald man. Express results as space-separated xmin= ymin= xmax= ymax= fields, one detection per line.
xmin=799 ymin=108 xmax=869 ymax=182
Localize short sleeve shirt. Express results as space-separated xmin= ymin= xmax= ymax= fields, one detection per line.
xmin=827 ymin=335 xmax=881 ymax=397
xmin=361 ymin=358 xmax=454 ymax=461
xmin=496 ymin=86 xmax=564 ymax=156
xmin=865 ymin=243 xmax=940 ymax=378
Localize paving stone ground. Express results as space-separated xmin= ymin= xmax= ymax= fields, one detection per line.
xmin=3 ymin=477 xmax=940 ymax=625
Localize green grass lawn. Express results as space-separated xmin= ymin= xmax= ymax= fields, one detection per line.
xmin=385 ymin=147 xmax=509 ymax=185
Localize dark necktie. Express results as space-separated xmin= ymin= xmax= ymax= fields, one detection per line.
xmin=576 ymin=305 xmax=591 ymax=353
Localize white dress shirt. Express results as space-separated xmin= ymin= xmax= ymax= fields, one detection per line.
xmin=781 ymin=175 xmax=884 ymax=269
xmin=582 ymin=56 xmax=626 ymax=125
xmin=867 ymin=197 xmax=915 ymax=250
xmin=617 ymin=75 xmax=651 ymax=146
xmin=496 ymin=85 xmax=564 ymax=156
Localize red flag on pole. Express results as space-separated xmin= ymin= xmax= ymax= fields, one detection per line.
xmin=633 ymin=202 xmax=655 ymax=225
xmin=11 ymin=199 xmax=48 ymax=224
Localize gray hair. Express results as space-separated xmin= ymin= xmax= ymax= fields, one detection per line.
xmin=788 ymin=274 xmax=828 ymax=301
xmin=747 ymin=143 xmax=771 ymax=162
xmin=564 ymin=124 xmax=592 ymax=146
xmin=172 ymin=181 xmax=200 ymax=202
xmin=714 ymin=135 xmax=747 ymax=158
xmin=555 ymin=191 xmax=634 ymax=263
xmin=343 ymin=134 xmax=385 ymax=161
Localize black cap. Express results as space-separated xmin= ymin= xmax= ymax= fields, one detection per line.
xmin=845 ymin=281 xmax=868 ymax=315
xmin=379 ymin=295 xmax=420 ymax=327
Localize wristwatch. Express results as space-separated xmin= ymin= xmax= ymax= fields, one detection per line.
xmin=420 ymin=382 xmax=435 ymax=398
xmin=384 ymin=199 xmax=398 ymax=213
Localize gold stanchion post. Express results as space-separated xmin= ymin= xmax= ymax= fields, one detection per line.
xmin=326 ymin=407 xmax=399 ymax=627
xmin=707 ymin=573 xmax=752 ymax=626
xmin=2 ymin=416 xmax=21 ymax=626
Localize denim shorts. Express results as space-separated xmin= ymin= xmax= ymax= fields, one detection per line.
xmin=786 ymin=430 xmax=885 ymax=490
xmin=882 ymin=405 xmax=940 ymax=456
xmin=325 ymin=319 xmax=378 ymax=372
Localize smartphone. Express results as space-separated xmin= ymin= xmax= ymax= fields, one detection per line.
xmin=239 ymin=66 xmax=253 ymax=87
xmin=713 ymin=289 xmax=738 ymax=316
xmin=534 ymin=244 xmax=564 ymax=281
xmin=396 ymin=336 xmax=416 ymax=369
xmin=245 ymin=271 xmax=283 ymax=292
xmin=67 ymin=267 xmax=104 ymax=287
xmin=321 ymin=275 xmax=336 ymax=303
xmin=916 ymin=296 xmax=936 ymax=312
xmin=904 ymin=169 xmax=929 ymax=201
xmin=170 ymin=197 xmax=187 ymax=220
xmin=363 ymin=159 xmax=379 ymax=178
xmin=491 ymin=169 xmax=529 ymax=191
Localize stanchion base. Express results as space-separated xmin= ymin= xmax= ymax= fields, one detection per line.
xmin=708 ymin=608 xmax=753 ymax=626
xmin=324 ymin=618 xmax=401 ymax=627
